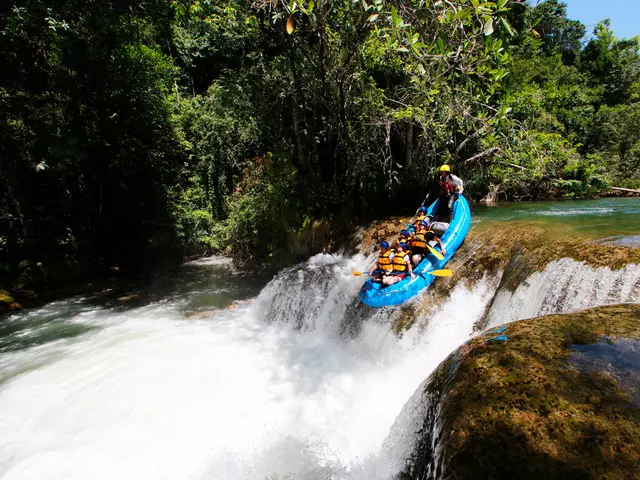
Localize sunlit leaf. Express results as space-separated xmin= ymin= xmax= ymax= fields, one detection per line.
xmin=500 ymin=17 xmax=514 ymax=36
xmin=483 ymin=17 xmax=494 ymax=36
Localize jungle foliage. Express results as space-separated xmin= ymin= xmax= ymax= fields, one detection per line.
xmin=1 ymin=0 xmax=639 ymax=288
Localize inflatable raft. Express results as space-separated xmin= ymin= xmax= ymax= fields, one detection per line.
xmin=359 ymin=195 xmax=471 ymax=308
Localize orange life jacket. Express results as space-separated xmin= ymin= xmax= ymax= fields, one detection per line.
xmin=377 ymin=250 xmax=393 ymax=272
xmin=411 ymin=230 xmax=436 ymax=251
xmin=411 ymin=232 xmax=429 ymax=250
xmin=392 ymin=253 xmax=409 ymax=272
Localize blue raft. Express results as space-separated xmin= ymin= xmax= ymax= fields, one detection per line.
xmin=359 ymin=195 xmax=472 ymax=308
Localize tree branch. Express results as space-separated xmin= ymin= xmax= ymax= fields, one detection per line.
xmin=460 ymin=147 xmax=500 ymax=166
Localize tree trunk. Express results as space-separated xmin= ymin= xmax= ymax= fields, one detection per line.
xmin=405 ymin=123 xmax=414 ymax=167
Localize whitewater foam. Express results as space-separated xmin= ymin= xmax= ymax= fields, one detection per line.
xmin=486 ymin=258 xmax=640 ymax=327
xmin=0 ymin=255 xmax=495 ymax=480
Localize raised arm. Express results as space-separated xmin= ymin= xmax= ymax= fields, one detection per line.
xmin=451 ymin=174 xmax=464 ymax=192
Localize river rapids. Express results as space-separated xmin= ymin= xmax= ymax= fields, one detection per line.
xmin=0 ymin=247 xmax=638 ymax=479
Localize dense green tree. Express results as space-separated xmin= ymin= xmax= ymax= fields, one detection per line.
xmin=2 ymin=0 xmax=640 ymax=290
xmin=0 ymin=0 xmax=184 ymax=288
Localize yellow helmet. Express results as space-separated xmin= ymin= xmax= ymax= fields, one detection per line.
xmin=439 ymin=164 xmax=451 ymax=172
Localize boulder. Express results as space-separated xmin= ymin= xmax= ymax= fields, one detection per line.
xmin=402 ymin=304 xmax=640 ymax=480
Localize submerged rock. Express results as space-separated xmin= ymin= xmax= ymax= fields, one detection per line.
xmin=402 ymin=304 xmax=640 ymax=480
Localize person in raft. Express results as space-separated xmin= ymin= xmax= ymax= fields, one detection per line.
xmin=369 ymin=241 xmax=393 ymax=283
xmin=436 ymin=164 xmax=464 ymax=222
xmin=382 ymin=242 xmax=416 ymax=286
xmin=413 ymin=205 xmax=430 ymax=228
xmin=410 ymin=221 xmax=446 ymax=266
xmin=391 ymin=229 xmax=412 ymax=250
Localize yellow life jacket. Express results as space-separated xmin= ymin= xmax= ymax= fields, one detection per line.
xmin=392 ymin=253 xmax=409 ymax=272
xmin=413 ymin=214 xmax=427 ymax=227
xmin=378 ymin=250 xmax=393 ymax=272
xmin=391 ymin=236 xmax=409 ymax=250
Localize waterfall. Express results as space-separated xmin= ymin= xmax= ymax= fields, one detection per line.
xmin=0 ymin=251 xmax=637 ymax=480
xmin=485 ymin=259 xmax=640 ymax=327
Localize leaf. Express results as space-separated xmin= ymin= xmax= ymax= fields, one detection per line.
xmin=531 ymin=28 xmax=540 ymax=37
xmin=500 ymin=17 xmax=514 ymax=36
xmin=307 ymin=0 xmax=314 ymax=12
xmin=286 ymin=15 xmax=295 ymax=34
xmin=368 ymin=13 xmax=378 ymax=22
xmin=391 ymin=6 xmax=400 ymax=27
xmin=483 ymin=17 xmax=494 ymax=36
xmin=397 ymin=46 xmax=409 ymax=53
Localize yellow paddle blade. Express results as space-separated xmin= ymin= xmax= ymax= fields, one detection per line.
xmin=426 ymin=269 xmax=453 ymax=277
xmin=426 ymin=245 xmax=444 ymax=261
xmin=351 ymin=271 xmax=368 ymax=276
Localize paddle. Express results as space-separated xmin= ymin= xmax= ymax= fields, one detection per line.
xmin=351 ymin=269 xmax=452 ymax=277
xmin=425 ymin=269 xmax=453 ymax=277
xmin=426 ymin=244 xmax=445 ymax=261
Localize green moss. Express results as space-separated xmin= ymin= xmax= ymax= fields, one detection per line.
xmin=430 ymin=304 xmax=640 ymax=480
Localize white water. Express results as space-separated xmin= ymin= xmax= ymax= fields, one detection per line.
xmin=0 ymin=255 xmax=495 ymax=480
xmin=486 ymin=259 xmax=640 ymax=327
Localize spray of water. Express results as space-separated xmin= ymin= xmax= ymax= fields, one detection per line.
xmin=0 ymin=254 xmax=495 ymax=480
xmin=485 ymin=259 xmax=640 ymax=327
xmin=0 ymin=253 xmax=636 ymax=480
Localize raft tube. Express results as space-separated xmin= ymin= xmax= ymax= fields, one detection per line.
xmin=359 ymin=195 xmax=471 ymax=308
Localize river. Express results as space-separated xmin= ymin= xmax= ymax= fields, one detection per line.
xmin=0 ymin=198 xmax=638 ymax=480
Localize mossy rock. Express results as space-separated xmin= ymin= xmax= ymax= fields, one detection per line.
xmin=404 ymin=304 xmax=640 ymax=480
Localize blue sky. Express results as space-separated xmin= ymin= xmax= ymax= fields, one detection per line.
xmin=563 ymin=0 xmax=640 ymax=39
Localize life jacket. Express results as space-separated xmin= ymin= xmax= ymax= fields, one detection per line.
xmin=413 ymin=213 xmax=427 ymax=227
xmin=440 ymin=175 xmax=456 ymax=195
xmin=411 ymin=232 xmax=429 ymax=250
xmin=392 ymin=252 xmax=409 ymax=272
xmin=392 ymin=236 xmax=410 ymax=250
xmin=377 ymin=250 xmax=393 ymax=272
xmin=412 ymin=230 xmax=436 ymax=250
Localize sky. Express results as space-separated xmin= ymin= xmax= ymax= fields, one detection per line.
xmin=563 ymin=0 xmax=640 ymax=39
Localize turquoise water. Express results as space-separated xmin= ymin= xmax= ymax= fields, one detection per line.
xmin=471 ymin=198 xmax=640 ymax=242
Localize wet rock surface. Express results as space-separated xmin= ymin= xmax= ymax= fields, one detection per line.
xmin=402 ymin=304 xmax=640 ymax=480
